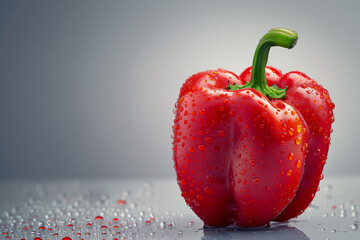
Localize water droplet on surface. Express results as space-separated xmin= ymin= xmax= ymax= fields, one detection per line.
xmin=167 ymin=222 xmax=175 ymax=230
xmin=288 ymin=153 xmax=294 ymax=161
xmin=189 ymin=221 xmax=195 ymax=227
xmin=159 ymin=221 xmax=166 ymax=230
xmin=351 ymin=223 xmax=359 ymax=231
xmin=340 ymin=210 xmax=346 ymax=217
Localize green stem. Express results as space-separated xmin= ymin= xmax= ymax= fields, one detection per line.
xmin=228 ymin=28 xmax=298 ymax=99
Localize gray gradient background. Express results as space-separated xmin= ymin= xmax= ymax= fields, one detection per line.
xmin=0 ymin=0 xmax=359 ymax=179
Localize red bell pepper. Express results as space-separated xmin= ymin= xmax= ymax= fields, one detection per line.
xmin=172 ymin=28 xmax=334 ymax=227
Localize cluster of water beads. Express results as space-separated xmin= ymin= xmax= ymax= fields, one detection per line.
xmin=0 ymin=182 xmax=195 ymax=240
xmin=299 ymin=183 xmax=359 ymax=236
xmin=1 ymin=179 xmax=359 ymax=240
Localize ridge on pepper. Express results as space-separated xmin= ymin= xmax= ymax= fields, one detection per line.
xmin=172 ymin=28 xmax=334 ymax=228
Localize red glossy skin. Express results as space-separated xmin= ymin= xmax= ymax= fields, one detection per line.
xmin=241 ymin=66 xmax=335 ymax=221
xmin=172 ymin=68 xmax=311 ymax=227
xmin=228 ymin=66 xmax=335 ymax=222
xmin=240 ymin=66 xmax=283 ymax=87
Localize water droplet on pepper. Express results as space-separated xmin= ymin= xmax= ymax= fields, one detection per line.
xmin=218 ymin=130 xmax=225 ymax=137
xmin=288 ymin=128 xmax=294 ymax=135
xmin=198 ymin=145 xmax=206 ymax=151
xmin=314 ymin=149 xmax=321 ymax=156
xmin=204 ymin=186 xmax=212 ymax=194
xmin=297 ymin=125 xmax=302 ymax=133
xmin=250 ymin=159 xmax=256 ymax=166
xmin=253 ymin=178 xmax=260 ymax=184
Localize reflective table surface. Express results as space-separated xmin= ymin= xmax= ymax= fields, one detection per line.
xmin=0 ymin=176 xmax=359 ymax=240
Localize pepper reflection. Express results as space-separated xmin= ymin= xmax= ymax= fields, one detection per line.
xmin=202 ymin=224 xmax=309 ymax=240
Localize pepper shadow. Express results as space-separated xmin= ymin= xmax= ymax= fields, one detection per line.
xmin=201 ymin=223 xmax=309 ymax=240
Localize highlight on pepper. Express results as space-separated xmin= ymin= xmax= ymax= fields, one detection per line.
xmin=172 ymin=28 xmax=335 ymax=228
